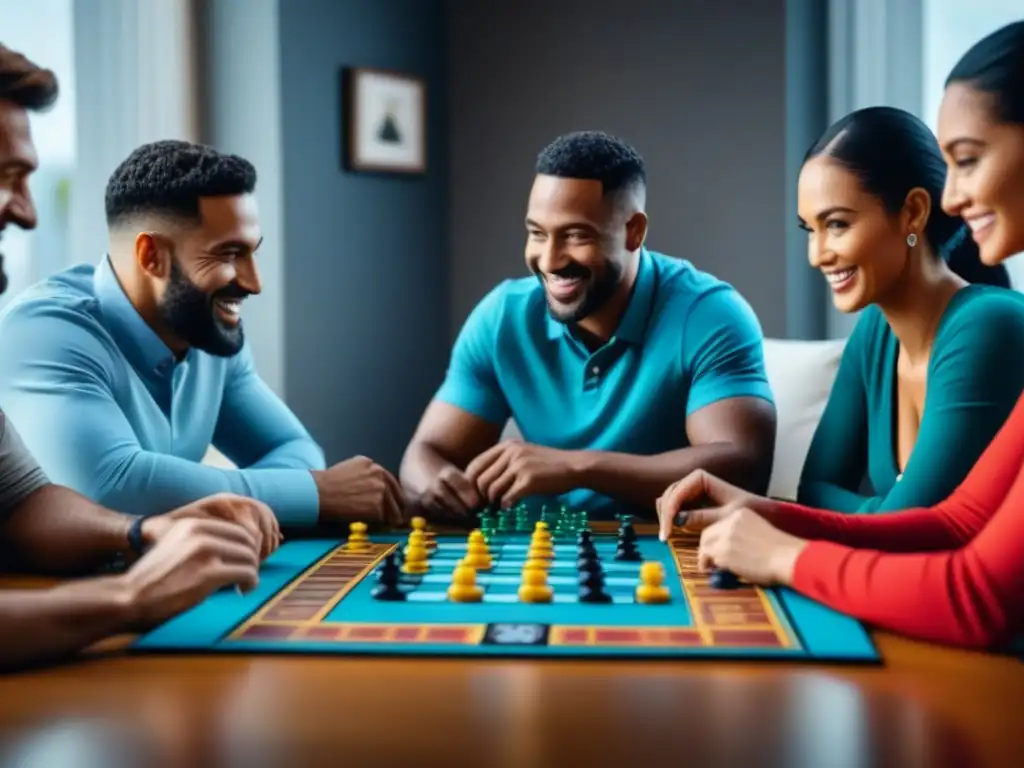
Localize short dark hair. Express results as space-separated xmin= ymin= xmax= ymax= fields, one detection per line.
xmin=946 ymin=20 xmax=1024 ymax=126
xmin=804 ymin=106 xmax=1009 ymax=287
xmin=0 ymin=43 xmax=58 ymax=111
xmin=535 ymin=130 xmax=646 ymax=200
xmin=105 ymin=140 xmax=257 ymax=228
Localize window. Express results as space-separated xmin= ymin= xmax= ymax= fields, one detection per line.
xmin=0 ymin=0 xmax=76 ymax=309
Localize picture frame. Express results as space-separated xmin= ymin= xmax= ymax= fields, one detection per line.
xmin=342 ymin=66 xmax=427 ymax=175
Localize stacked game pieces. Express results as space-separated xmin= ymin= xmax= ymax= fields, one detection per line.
xmin=462 ymin=529 xmax=493 ymax=570
xmin=448 ymin=562 xmax=483 ymax=602
xmin=410 ymin=516 xmax=437 ymax=552
xmin=344 ymin=521 xmax=371 ymax=552
xmin=478 ymin=507 xmax=497 ymax=541
xmin=635 ymin=561 xmax=670 ymax=603
xmin=528 ymin=522 xmax=554 ymax=560
xmin=614 ymin=515 xmax=641 ymax=561
xmin=371 ymin=552 xmax=405 ymax=601
xmin=401 ymin=530 xmax=430 ymax=574
xmin=576 ymin=529 xmax=611 ymax=603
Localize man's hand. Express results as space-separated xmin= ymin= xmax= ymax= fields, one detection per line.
xmin=312 ymin=456 xmax=406 ymax=527
xmin=416 ymin=463 xmax=481 ymax=517
xmin=465 ymin=441 xmax=580 ymax=509
xmin=697 ymin=507 xmax=808 ymax=586
xmin=142 ymin=493 xmax=282 ymax=560
xmin=121 ymin=517 xmax=262 ymax=629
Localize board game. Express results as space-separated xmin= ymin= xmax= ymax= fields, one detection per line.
xmin=133 ymin=508 xmax=880 ymax=662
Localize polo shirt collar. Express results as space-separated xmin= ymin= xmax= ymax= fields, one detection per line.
xmin=94 ymin=254 xmax=178 ymax=375
xmin=545 ymin=248 xmax=656 ymax=344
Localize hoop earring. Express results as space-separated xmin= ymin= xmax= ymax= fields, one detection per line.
xmin=907 ymin=233 xmax=918 ymax=247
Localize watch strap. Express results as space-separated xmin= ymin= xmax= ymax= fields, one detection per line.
xmin=127 ymin=515 xmax=146 ymax=554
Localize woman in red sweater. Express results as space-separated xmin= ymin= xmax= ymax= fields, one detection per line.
xmin=656 ymin=21 xmax=1024 ymax=651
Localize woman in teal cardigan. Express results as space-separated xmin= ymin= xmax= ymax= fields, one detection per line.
xmin=795 ymin=106 xmax=1024 ymax=514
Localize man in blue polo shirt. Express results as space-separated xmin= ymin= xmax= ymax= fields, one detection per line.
xmin=0 ymin=140 xmax=404 ymax=527
xmin=400 ymin=131 xmax=776 ymax=521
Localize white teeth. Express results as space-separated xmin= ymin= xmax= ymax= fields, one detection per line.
xmin=826 ymin=268 xmax=856 ymax=284
xmin=549 ymin=275 xmax=580 ymax=284
xmin=216 ymin=299 xmax=242 ymax=316
xmin=967 ymin=214 xmax=996 ymax=232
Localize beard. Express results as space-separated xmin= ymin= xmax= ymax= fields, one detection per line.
xmin=158 ymin=257 xmax=248 ymax=357
xmin=541 ymin=260 xmax=623 ymax=325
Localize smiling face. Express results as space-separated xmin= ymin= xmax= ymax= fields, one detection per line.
xmin=524 ymin=174 xmax=632 ymax=324
xmin=798 ymin=156 xmax=921 ymax=313
xmin=154 ymin=194 xmax=263 ymax=356
xmin=938 ymin=82 xmax=1024 ymax=266
xmin=0 ymin=99 xmax=39 ymax=296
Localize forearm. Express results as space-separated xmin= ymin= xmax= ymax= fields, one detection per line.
xmin=765 ymin=500 xmax=966 ymax=551
xmin=0 ymin=485 xmax=133 ymax=575
xmin=93 ymin=451 xmax=320 ymax=526
xmin=0 ymin=577 xmax=134 ymax=671
xmin=400 ymin=441 xmax=456 ymax=501
xmin=247 ymin=438 xmax=326 ymax=471
xmin=572 ymin=443 xmax=772 ymax=511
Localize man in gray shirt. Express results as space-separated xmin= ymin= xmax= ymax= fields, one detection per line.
xmin=0 ymin=44 xmax=279 ymax=671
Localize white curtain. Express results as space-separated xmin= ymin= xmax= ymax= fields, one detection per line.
xmin=69 ymin=0 xmax=198 ymax=266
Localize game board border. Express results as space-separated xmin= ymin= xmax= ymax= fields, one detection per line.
xmin=135 ymin=529 xmax=880 ymax=664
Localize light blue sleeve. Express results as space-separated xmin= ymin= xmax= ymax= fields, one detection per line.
xmin=212 ymin=343 xmax=326 ymax=472
xmin=0 ymin=303 xmax=321 ymax=525
xmin=433 ymin=283 xmax=511 ymax=425
xmin=682 ymin=286 xmax=775 ymax=415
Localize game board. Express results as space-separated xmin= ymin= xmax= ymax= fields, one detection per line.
xmin=133 ymin=514 xmax=880 ymax=662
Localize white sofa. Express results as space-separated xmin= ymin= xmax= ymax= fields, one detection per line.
xmin=203 ymin=338 xmax=846 ymax=499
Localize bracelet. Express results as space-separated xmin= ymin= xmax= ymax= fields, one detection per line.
xmin=127 ymin=515 xmax=146 ymax=555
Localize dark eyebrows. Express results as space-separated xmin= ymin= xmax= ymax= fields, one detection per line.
xmin=944 ymin=137 xmax=985 ymax=154
xmin=212 ymin=236 xmax=263 ymax=252
xmin=524 ymin=217 xmax=599 ymax=233
xmin=798 ymin=206 xmax=855 ymax=228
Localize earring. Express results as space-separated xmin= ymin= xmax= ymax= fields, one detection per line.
xmin=907 ymin=233 xmax=918 ymax=247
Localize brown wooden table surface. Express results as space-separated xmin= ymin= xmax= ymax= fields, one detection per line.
xmin=0 ymin=581 xmax=1021 ymax=768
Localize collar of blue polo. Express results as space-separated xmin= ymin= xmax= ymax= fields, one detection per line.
xmin=94 ymin=254 xmax=179 ymax=375
xmin=544 ymin=248 xmax=656 ymax=344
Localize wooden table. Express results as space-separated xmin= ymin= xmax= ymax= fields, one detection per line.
xmin=1 ymin=591 xmax=1021 ymax=767
xmin=1 ymin=633 xmax=1020 ymax=766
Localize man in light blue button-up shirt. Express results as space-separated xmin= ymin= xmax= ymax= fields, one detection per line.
xmin=0 ymin=140 xmax=403 ymax=527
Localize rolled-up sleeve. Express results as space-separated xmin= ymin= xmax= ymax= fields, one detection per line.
xmin=0 ymin=411 xmax=48 ymax=519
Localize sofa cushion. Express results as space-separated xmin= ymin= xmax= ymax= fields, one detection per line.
xmin=762 ymin=338 xmax=846 ymax=499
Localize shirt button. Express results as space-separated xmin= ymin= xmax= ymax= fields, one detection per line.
xmin=591 ymin=365 xmax=600 ymax=375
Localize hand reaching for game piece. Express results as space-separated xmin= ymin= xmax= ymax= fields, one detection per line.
xmin=656 ymin=469 xmax=778 ymax=541
xmin=697 ymin=506 xmax=808 ymax=586
xmin=416 ymin=463 xmax=481 ymax=517
xmin=312 ymin=456 xmax=406 ymax=527
xmin=142 ymin=493 xmax=282 ymax=560
xmin=465 ymin=440 xmax=580 ymax=509
xmin=122 ymin=517 xmax=262 ymax=630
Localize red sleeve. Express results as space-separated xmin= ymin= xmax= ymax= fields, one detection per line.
xmin=764 ymin=390 xmax=1024 ymax=550
xmin=779 ymin=393 xmax=1024 ymax=649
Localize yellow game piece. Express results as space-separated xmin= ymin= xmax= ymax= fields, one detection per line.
xmin=518 ymin=568 xmax=552 ymax=602
xmin=345 ymin=521 xmax=371 ymax=551
xmin=635 ymin=561 xmax=670 ymax=604
xmin=402 ymin=533 xmax=430 ymax=574
xmin=521 ymin=557 xmax=548 ymax=574
xmin=448 ymin=564 xmax=483 ymax=602
xmin=463 ymin=541 xmax=493 ymax=570
xmin=412 ymin=515 xmax=437 ymax=551
xmin=527 ymin=534 xmax=554 ymax=559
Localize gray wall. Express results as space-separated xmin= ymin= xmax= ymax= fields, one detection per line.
xmin=446 ymin=0 xmax=790 ymax=339
xmin=278 ymin=0 xmax=450 ymax=472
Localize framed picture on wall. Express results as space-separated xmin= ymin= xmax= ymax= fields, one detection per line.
xmin=342 ymin=67 xmax=427 ymax=175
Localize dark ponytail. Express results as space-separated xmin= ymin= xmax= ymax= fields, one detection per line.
xmin=946 ymin=20 xmax=1024 ymax=125
xmin=804 ymin=106 xmax=1010 ymax=287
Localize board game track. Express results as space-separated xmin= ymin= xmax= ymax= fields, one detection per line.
xmin=224 ymin=528 xmax=802 ymax=652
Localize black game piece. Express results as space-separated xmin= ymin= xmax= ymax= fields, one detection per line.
xmin=576 ymin=548 xmax=601 ymax=571
xmin=576 ymin=530 xmax=597 ymax=560
xmin=578 ymin=569 xmax=612 ymax=603
xmin=709 ymin=569 xmax=741 ymax=590
xmin=371 ymin=553 xmax=406 ymax=601
xmin=613 ymin=523 xmax=641 ymax=561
